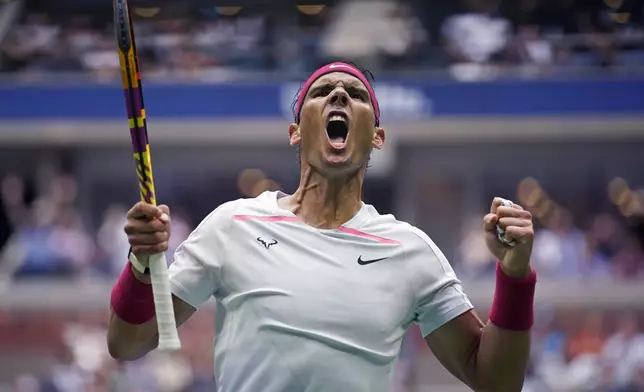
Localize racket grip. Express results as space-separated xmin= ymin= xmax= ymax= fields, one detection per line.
xmin=148 ymin=253 xmax=181 ymax=351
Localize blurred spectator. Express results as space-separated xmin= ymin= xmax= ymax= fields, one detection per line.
xmin=601 ymin=313 xmax=644 ymax=391
xmin=513 ymin=24 xmax=556 ymax=70
xmin=567 ymin=312 xmax=606 ymax=359
xmin=13 ymin=373 xmax=50 ymax=392
xmin=0 ymin=175 xmax=27 ymax=251
xmin=611 ymin=235 xmax=644 ymax=280
xmin=536 ymin=310 xmax=604 ymax=391
xmin=457 ymin=214 xmax=496 ymax=277
xmin=321 ymin=1 xmax=386 ymax=65
xmin=46 ymin=207 xmax=95 ymax=275
xmin=166 ymin=209 xmax=191 ymax=264
xmin=14 ymin=199 xmax=73 ymax=278
xmin=79 ymin=38 xmax=120 ymax=80
xmin=377 ymin=2 xmax=428 ymax=69
xmin=47 ymin=344 xmax=89 ymax=392
xmin=570 ymin=0 xmax=618 ymax=67
xmin=533 ymin=309 xmax=567 ymax=368
xmin=441 ymin=0 xmax=512 ymax=65
xmin=1 ymin=14 xmax=61 ymax=73
xmin=8 ymin=174 xmax=95 ymax=279
xmin=587 ymin=213 xmax=623 ymax=275
xmin=147 ymin=353 xmax=194 ymax=392
xmin=62 ymin=312 xmax=109 ymax=377
xmin=530 ymin=208 xmax=590 ymax=278
xmin=96 ymin=204 xmax=130 ymax=276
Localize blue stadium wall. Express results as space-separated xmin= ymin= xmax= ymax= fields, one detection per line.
xmin=2 ymin=76 xmax=643 ymax=120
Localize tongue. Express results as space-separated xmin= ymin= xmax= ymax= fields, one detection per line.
xmin=330 ymin=137 xmax=345 ymax=147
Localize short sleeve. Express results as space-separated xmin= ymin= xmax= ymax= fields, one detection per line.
xmin=408 ymin=227 xmax=473 ymax=337
xmin=168 ymin=202 xmax=235 ymax=309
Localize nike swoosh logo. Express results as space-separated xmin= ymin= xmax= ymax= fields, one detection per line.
xmin=357 ymin=256 xmax=389 ymax=265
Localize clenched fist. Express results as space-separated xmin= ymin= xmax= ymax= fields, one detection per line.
xmin=483 ymin=197 xmax=534 ymax=278
xmin=124 ymin=202 xmax=171 ymax=266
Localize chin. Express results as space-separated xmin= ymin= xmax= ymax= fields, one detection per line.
xmin=318 ymin=154 xmax=363 ymax=175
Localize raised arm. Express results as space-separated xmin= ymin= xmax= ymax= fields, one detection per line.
xmin=425 ymin=266 xmax=534 ymax=392
xmin=107 ymin=202 xmax=225 ymax=360
xmin=416 ymin=198 xmax=536 ymax=392
xmin=106 ymin=202 xmax=191 ymax=360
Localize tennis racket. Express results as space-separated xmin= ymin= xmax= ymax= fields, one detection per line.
xmin=113 ymin=0 xmax=181 ymax=351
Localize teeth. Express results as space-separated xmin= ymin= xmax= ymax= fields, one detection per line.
xmin=329 ymin=115 xmax=346 ymax=123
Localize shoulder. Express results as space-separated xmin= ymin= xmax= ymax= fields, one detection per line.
xmin=196 ymin=199 xmax=241 ymax=229
xmin=362 ymin=207 xmax=447 ymax=263
xmin=193 ymin=192 xmax=276 ymax=233
xmin=362 ymin=211 xmax=459 ymax=284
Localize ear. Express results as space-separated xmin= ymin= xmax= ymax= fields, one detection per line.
xmin=289 ymin=123 xmax=301 ymax=146
xmin=372 ymin=127 xmax=385 ymax=150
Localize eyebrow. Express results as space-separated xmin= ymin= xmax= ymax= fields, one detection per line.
xmin=307 ymin=80 xmax=369 ymax=97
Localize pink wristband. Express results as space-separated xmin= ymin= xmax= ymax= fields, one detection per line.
xmin=489 ymin=262 xmax=537 ymax=331
xmin=110 ymin=263 xmax=156 ymax=324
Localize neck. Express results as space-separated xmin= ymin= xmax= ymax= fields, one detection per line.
xmin=285 ymin=165 xmax=364 ymax=229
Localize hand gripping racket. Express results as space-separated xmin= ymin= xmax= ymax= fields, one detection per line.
xmin=113 ymin=0 xmax=181 ymax=351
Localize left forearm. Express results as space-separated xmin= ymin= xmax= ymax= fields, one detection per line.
xmin=473 ymin=322 xmax=530 ymax=391
xmin=468 ymin=258 xmax=535 ymax=391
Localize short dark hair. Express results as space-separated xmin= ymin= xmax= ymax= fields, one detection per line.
xmin=290 ymin=61 xmax=376 ymax=123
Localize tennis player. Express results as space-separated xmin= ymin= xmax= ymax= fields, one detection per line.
xmin=108 ymin=62 xmax=537 ymax=392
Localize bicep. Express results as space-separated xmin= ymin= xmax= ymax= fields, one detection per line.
xmin=424 ymin=309 xmax=485 ymax=387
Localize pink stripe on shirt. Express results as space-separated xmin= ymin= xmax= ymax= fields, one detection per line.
xmin=233 ymin=215 xmax=299 ymax=222
xmin=337 ymin=226 xmax=401 ymax=245
xmin=233 ymin=215 xmax=400 ymax=244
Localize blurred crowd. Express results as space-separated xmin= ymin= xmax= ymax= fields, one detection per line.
xmin=1 ymin=2 xmax=644 ymax=390
xmin=395 ymin=310 xmax=644 ymax=392
xmin=1 ymin=0 xmax=644 ymax=79
xmin=526 ymin=311 xmax=644 ymax=392
xmin=0 ymin=170 xmax=642 ymax=281
xmin=4 ymin=310 xmax=218 ymax=392
xmin=0 ymin=172 xmax=192 ymax=280
xmin=457 ymin=207 xmax=644 ymax=280
xmin=5 ymin=307 xmax=644 ymax=392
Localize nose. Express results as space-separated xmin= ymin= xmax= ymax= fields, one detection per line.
xmin=328 ymin=87 xmax=349 ymax=107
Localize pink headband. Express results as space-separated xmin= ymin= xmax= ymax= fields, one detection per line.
xmin=295 ymin=62 xmax=380 ymax=126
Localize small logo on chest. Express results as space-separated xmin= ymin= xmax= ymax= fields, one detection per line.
xmin=257 ymin=237 xmax=278 ymax=249
xmin=357 ymin=256 xmax=389 ymax=265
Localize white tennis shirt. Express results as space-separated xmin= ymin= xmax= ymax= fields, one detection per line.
xmin=168 ymin=191 xmax=472 ymax=392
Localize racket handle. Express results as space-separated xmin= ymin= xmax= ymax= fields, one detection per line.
xmin=148 ymin=252 xmax=181 ymax=351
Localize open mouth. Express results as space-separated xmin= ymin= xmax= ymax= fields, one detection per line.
xmin=326 ymin=113 xmax=349 ymax=149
